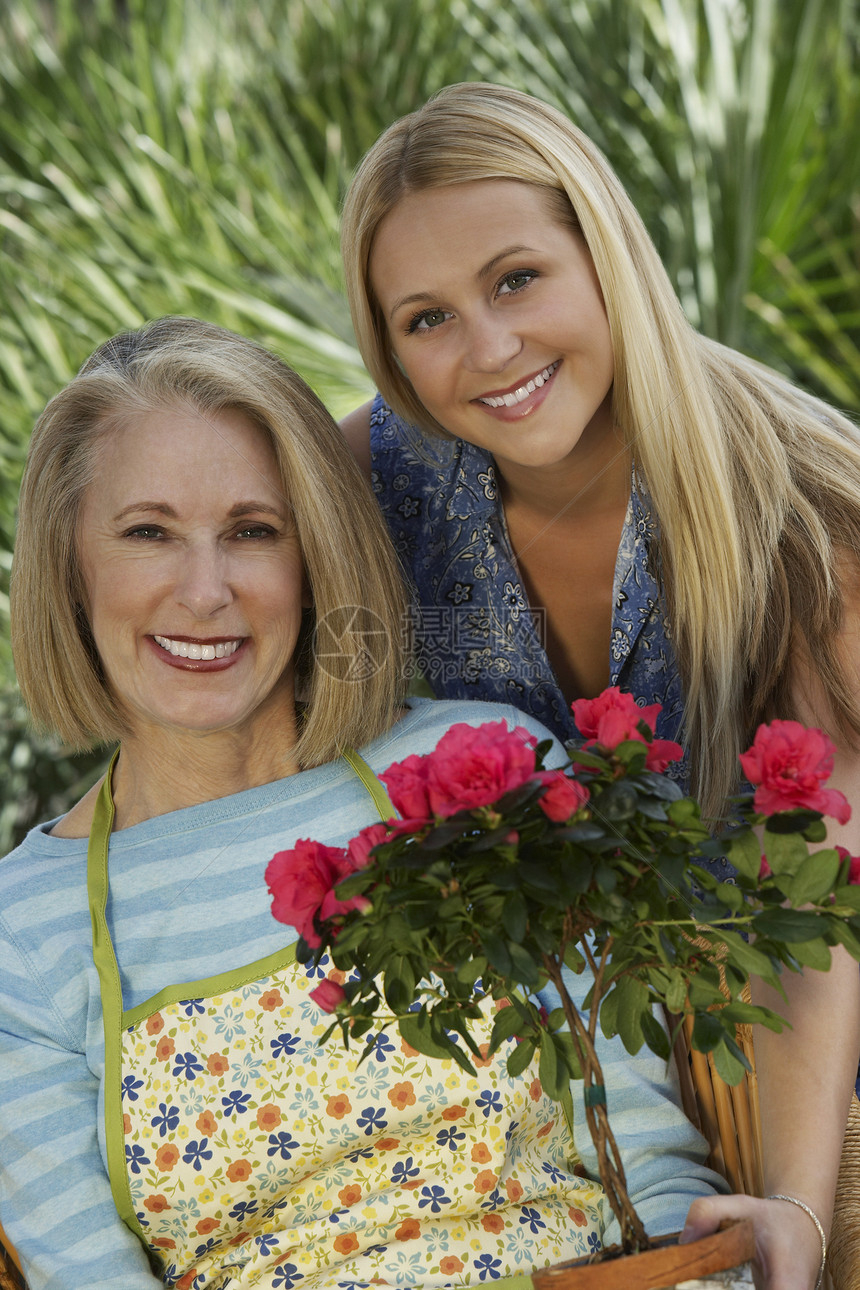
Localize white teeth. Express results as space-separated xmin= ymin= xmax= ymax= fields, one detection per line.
xmin=479 ymin=361 xmax=559 ymax=408
xmin=154 ymin=635 xmax=241 ymax=660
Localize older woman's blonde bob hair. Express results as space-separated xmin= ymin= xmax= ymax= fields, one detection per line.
xmin=11 ymin=317 xmax=407 ymax=767
xmin=343 ymin=82 xmax=860 ymax=818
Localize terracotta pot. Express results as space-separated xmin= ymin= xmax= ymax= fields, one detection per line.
xmin=531 ymin=1220 xmax=754 ymax=1290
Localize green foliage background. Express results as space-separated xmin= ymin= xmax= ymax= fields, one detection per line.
xmin=1 ymin=0 xmax=858 ymax=851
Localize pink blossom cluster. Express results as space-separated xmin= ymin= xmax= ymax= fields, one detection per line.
xmin=267 ymin=688 xmax=857 ymax=1015
xmin=571 ymin=687 xmax=683 ymax=772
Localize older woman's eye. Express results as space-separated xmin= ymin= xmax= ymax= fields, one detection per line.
xmin=235 ymin=524 xmax=276 ymax=540
xmin=407 ymin=308 xmax=452 ymax=334
xmin=124 ymin=525 xmax=164 ymax=541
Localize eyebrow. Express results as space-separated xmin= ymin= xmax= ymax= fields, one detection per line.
xmin=111 ymin=501 xmax=287 ymax=522
xmin=387 ymin=245 xmax=539 ymax=321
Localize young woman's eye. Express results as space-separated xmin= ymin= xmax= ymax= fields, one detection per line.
xmin=407 ymin=307 xmax=452 ymax=334
xmin=497 ymin=270 xmax=536 ymax=296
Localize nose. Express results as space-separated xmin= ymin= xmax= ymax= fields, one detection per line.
xmin=173 ymin=542 xmax=233 ymax=619
xmin=462 ymin=309 xmax=522 ymax=374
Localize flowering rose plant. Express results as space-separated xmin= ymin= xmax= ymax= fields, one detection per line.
xmin=266 ymin=688 xmax=860 ymax=1257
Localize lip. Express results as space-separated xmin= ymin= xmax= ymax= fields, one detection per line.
xmin=148 ymin=634 xmax=248 ymax=672
xmin=472 ymin=360 xmax=560 ymax=421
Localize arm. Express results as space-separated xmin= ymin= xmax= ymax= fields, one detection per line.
xmin=340 ymin=401 xmax=374 ymax=480
xmin=0 ymin=934 xmax=161 ymax=1289
xmin=683 ymin=588 xmax=860 ymax=1288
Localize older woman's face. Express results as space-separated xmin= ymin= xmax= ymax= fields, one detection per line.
xmin=77 ymin=404 xmax=306 ymax=744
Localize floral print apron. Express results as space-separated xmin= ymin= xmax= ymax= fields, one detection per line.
xmin=89 ymin=752 xmax=606 ymax=1289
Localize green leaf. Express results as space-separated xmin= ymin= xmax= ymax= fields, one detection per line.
xmin=753 ymin=907 xmax=826 ymax=942
xmin=563 ymin=943 xmax=586 ymax=973
xmin=727 ymin=828 xmax=764 ymax=882
xmin=507 ymin=941 xmax=542 ymax=990
xmin=505 ymin=1037 xmax=535 ymax=1078
xmin=399 ymin=1011 xmax=468 ymax=1068
xmin=762 ymin=829 xmax=811 ymax=876
xmin=691 ymin=1011 xmax=725 ymax=1054
xmin=667 ymin=799 xmax=704 ymax=827
xmin=502 ymin=895 xmax=527 ymax=942
xmin=764 ymin=808 xmax=823 ymax=835
xmin=712 ymin=1036 xmax=751 ymax=1086
xmin=482 ymin=931 xmax=512 ymax=975
xmin=832 ymin=886 xmax=860 ymax=912
xmin=614 ymin=975 xmax=649 ymax=1054
xmin=634 ymin=771 xmax=685 ymax=801
xmin=664 ymin=971 xmax=688 ymax=1014
xmin=640 ymin=1007 xmax=671 ymax=1060
xmin=597 ymin=782 xmax=638 ymax=822
xmin=714 ymin=930 xmax=775 ymax=979
xmin=538 ymin=1031 xmax=565 ymax=1098
xmin=784 ymin=850 xmax=840 ymax=905
xmin=456 ymin=956 xmax=487 ymax=985
xmin=383 ymin=956 xmax=416 ymax=1012
xmin=490 ymin=1002 xmax=526 ymax=1048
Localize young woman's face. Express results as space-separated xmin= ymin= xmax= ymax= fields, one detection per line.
xmin=369 ymin=179 xmax=615 ymax=476
xmin=77 ymin=405 xmax=306 ymax=745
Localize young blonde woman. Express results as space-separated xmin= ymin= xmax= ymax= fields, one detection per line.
xmin=340 ymin=81 xmax=860 ymax=1290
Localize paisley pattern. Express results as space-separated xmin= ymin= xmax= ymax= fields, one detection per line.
xmin=369 ymin=397 xmax=684 ymax=774
xmin=369 ymin=397 xmax=740 ymax=883
xmin=121 ymin=957 xmax=606 ymax=1289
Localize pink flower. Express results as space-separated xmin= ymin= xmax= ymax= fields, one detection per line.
xmin=759 ymin=856 xmax=772 ymax=879
xmin=310 ymin=979 xmax=346 ymax=1013
xmin=380 ymin=753 xmax=432 ymax=820
xmin=571 ymin=687 xmax=681 ymax=769
xmin=535 ymin=771 xmax=590 ymax=822
xmin=422 ymin=721 xmax=538 ymax=818
xmin=347 ymin=822 xmax=390 ymax=869
xmin=572 ymin=687 xmax=662 ymax=743
xmin=836 ymin=847 xmax=860 ymax=885
xmin=266 ymin=840 xmax=366 ymax=947
xmin=643 ymin=739 xmax=685 ymax=772
xmin=739 ymin=720 xmax=851 ymax=824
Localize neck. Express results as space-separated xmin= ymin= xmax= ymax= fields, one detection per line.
xmin=496 ymin=430 xmax=632 ymax=523
xmin=110 ymin=710 xmax=301 ymax=829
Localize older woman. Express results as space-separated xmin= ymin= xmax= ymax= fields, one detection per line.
xmin=0 ymin=318 xmax=720 ymax=1289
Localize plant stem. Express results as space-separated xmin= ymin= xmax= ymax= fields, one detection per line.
xmin=542 ymin=953 xmax=651 ymax=1254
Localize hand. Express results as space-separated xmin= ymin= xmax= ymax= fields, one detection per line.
xmin=681 ymin=1194 xmax=824 ymax=1290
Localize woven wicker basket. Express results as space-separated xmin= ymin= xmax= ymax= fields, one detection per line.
xmin=0 ymin=1224 xmax=24 ymax=1290
xmin=673 ymin=999 xmax=857 ymax=1290
xmin=826 ymin=1093 xmax=860 ymax=1290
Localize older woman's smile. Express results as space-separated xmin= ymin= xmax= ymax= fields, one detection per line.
xmin=152 ymin=634 xmax=245 ymax=664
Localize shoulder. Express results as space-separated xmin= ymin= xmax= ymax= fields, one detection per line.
xmin=339 ymin=401 xmax=373 ymax=479
xmin=373 ymin=697 xmax=567 ymax=767
xmin=47 ymin=777 xmax=105 ymax=839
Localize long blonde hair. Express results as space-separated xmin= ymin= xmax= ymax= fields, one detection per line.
xmin=342 ymin=81 xmax=860 ymax=817
xmin=12 ymin=317 xmax=407 ymax=767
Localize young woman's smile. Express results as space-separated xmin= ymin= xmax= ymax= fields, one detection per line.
xmin=369 ymin=179 xmax=616 ymax=475
xmin=77 ymin=405 xmax=306 ymax=745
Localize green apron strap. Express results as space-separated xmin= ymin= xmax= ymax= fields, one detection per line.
xmin=86 ymin=749 xmax=138 ymax=1228
xmin=341 ymin=746 xmax=396 ymax=819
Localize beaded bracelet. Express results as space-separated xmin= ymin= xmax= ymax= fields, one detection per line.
xmin=766 ymin=1194 xmax=826 ymax=1290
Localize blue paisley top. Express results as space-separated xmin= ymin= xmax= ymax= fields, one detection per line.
xmin=370 ymin=393 xmax=686 ymax=781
